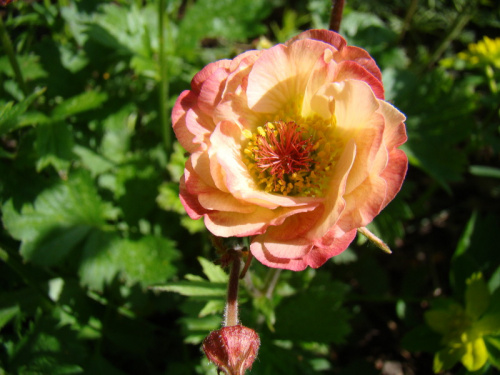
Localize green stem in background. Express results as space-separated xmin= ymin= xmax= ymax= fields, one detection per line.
xmin=224 ymin=252 xmax=241 ymax=327
xmin=158 ymin=0 xmax=171 ymax=159
xmin=427 ymin=2 xmax=473 ymax=68
xmin=0 ymin=14 xmax=28 ymax=96
xmin=263 ymin=268 xmax=281 ymax=299
xmin=329 ymin=0 xmax=345 ymax=33
xmin=398 ymin=0 xmax=419 ymax=43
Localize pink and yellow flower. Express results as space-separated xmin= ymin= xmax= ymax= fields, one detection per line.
xmin=172 ymin=29 xmax=407 ymax=271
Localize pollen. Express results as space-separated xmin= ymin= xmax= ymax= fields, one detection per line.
xmin=242 ymin=109 xmax=342 ymax=197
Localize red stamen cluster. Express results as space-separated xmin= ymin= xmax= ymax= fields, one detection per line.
xmin=254 ymin=121 xmax=315 ymax=179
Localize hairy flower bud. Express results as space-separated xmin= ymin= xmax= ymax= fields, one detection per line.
xmin=203 ymin=325 xmax=260 ymax=375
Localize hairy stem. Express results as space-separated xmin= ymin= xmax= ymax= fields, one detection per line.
xmin=224 ymin=253 xmax=241 ymax=327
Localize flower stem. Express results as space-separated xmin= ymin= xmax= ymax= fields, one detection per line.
xmin=0 ymin=14 xmax=28 ymax=96
xmin=329 ymin=0 xmax=345 ymax=33
xmin=224 ymin=252 xmax=241 ymax=327
xmin=158 ymin=0 xmax=171 ymax=159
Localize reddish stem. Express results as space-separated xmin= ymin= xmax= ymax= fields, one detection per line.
xmin=329 ymin=0 xmax=345 ymax=32
xmin=224 ymin=252 xmax=241 ymax=327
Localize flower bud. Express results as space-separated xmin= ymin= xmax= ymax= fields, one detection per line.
xmin=203 ymin=325 xmax=260 ymax=375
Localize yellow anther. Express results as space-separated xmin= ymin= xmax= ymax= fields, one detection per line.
xmin=243 ymin=129 xmax=253 ymax=139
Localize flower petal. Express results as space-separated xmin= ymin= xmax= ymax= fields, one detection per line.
xmin=247 ymin=40 xmax=335 ymax=113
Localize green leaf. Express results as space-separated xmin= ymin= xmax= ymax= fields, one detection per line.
xmin=469 ymin=165 xmax=500 ymax=179
xmin=274 ymin=283 xmax=351 ymax=344
xmin=425 ymin=309 xmax=459 ymax=335
xmin=100 ymin=105 xmax=137 ymax=164
xmin=79 ymin=231 xmax=180 ymax=290
xmin=476 ymin=313 xmax=500 ymax=335
xmin=0 ymin=54 xmax=48 ymax=81
xmin=117 ymin=235 xmax=180 ymax=287
xmin=198 ymin=300 xmax=225 ymax=317
xmin=35 ymin=121 xmax=75 ymax=175
xmin=434 ymin=346 xmax=465 ymax=372
xmin=151 ymin=281 xmax=227 ymax=298
xmin=484 ymin=335 xmax=500 ymax=369
xmin=465 ymin=273 xmax=491 ymax=320
xmin=0 ymin=87 xmax=46 ymax=135
xmin=401 ymin=324 xmax=442 ymax=352
xmin=424 ymin=302 xmax=467 ymax=336
xmin=78 ymin=230 xmax=121 ymax=291
xmin=166 ymin=142 xmax=188 ymax=182
xmin=113 ymin=163 xmax=161 ymax=224
xmin=7 ymin=315 xmax=86 ymax=374
xmin=198 ymin=257 xmax=228 ymax=283
xmin=0 ymin=305 xmax=20 ymax=330
xmin=178 ymin=0 xmax=269 ymax=57
xmin=156 ymin=182 xmax=185 ymax=214
xmin=454 ymin=212 xmax=477 ymax=259
xmin=51 ymin=91 xmax=107 ymax=119
xmin=179 ymin=315 xmax=221 ymax=344
xmin=2 ymin=171 xmax=106 ymax=266
xmin=461 ymin=337 xmax=488 ymax=372
xmin=73 ymin=145 xmax=115 ymax=177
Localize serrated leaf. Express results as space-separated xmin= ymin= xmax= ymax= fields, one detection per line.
xmin=51 ymin=91 xmax=107 ymax=119
xmin=35 ymin=121 xmax=75 ymax=175
xmin=198 ymin=257 xmax=228 ymax=283
xmin=465 ymin=273 xmax=490 ymax=320
xmin=8 ymin=315 xmax=86 ymax=374
xmin=78 ymin=230 xmax=120 ymax=291
xmin=0 ymin=87 xmax=46 ymax=135
xmin=2 ymin=171 xmax=106 ymax=266
xmin=117 ymin=235 xmax=180 ymax=287
xmin=178 ymin=0 xmax=269 ymax=57
xmin=0 ymin=54 xmax=48 ymax=81
xmin=79 ymin=232 xmax=180 ymax=290
xmin=100 ymin=105 xmax=137 ymax=164
xmin=73 ymin=145 xmax=115 ymax=177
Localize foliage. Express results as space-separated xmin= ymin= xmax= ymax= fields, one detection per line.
xmin=0 ymin=0 xmax=499 ymax=374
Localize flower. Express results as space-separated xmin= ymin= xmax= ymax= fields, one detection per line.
xmin=457 ymin=36 xmax=500 ymax=69
xmin=203 ymin=325 xmax=260 ymax=375
xmin=424 ymin=273 xmax=500 ymax=372
xmin=173 ymin=29 xmax=407 ymax=271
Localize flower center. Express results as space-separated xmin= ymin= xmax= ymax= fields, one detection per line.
xmin=243 ymin=116 xmax=340 ymax=197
